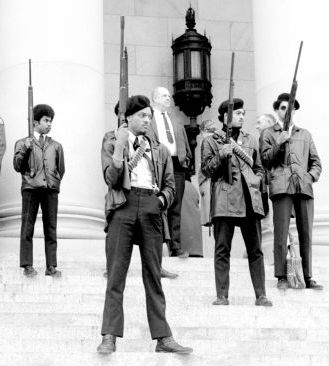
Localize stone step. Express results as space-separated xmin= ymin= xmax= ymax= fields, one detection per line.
xmin=1 ymin=324 xmax=325 ymax=342
xmin=0 ymin=307 xmax=328 ymax=329
xmin=1 ymin=352 xmax=327 ymax=366
xmin=0 ymin=290 xmax=328 ymax=307
xmin=0 ymin=338 xmax=329 ymax=356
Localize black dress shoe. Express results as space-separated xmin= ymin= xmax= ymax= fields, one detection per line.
xmin=306 ymin=280 xmax=323 ymax=290
xmin=45 ymin=266 xmax=62 ymax=277
xmin=255 ymin=295 xmax=273 ymax=307
xmin=171 ymin=249 xmax=189 ymax=258
xmin=277 ymin=278 xmax=288 ymax=290
xmin=161 ymin=267 xmax=178 ymax=279
xmin=23 ymin=266 xmax=38 ymax=277
xmin=155 ymin=336 xmax=193 ymax=354
xmin=97 ymin=334 xmax=116 ymax=354
xmin=212 ymin=296 xmax=229 ymax=305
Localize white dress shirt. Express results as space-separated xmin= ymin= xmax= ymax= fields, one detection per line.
xmin=128 ymin=131 xmax=153 ymax=189
xmin=153 ymin=109 xmax=177 ymax=156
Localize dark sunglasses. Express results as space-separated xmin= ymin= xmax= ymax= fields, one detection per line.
xmin=280 ymin=105 xmax=295 ymax=111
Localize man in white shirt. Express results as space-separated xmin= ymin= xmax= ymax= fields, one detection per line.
xmin=148 ymin=87 xmax=192 ymax=258
xmin=98 ymin=95 xmax=192 ymax=354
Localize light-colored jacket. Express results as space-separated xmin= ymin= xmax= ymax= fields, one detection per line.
xmin=13 ymin=136 xmax=65 ymax=192
xmin=201 ymin=130 xmax=264 ymax=219
xmin=260 ymin=123 xmax=321 ymax=199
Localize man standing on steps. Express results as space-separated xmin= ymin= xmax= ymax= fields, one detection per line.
xmin=97 ymin=95 xmax=192 ymax=355
xmin=148 ymin=86 xmax=192 ymax=259
xmin=201 ymin=98 xmax=272 ymax=307
xmin=260 ymin=93 xmax=322 ymax=290
xmin=13 ymin=104 xmax=65 ymax=278
xmin=0 ymin=117 xmax=6 ymax=174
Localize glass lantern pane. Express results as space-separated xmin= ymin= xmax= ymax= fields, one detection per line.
xmin=175 ymin=52 xmax=184 ymax=81
xmin=191 ymin=51 xmax=201 ymax=78
xmin=205 ymin=54 xmax=210 ymax=80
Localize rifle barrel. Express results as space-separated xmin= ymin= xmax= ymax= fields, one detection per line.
xmin=293 ymin=41 xmax=303 ymax=81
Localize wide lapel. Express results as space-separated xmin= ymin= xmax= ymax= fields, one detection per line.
xmin=168 ymin=112 xmax=179 ymax=140
xmin=147 ymin=136 xmax=160 ymax=185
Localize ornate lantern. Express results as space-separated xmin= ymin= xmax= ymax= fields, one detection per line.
xmin=172 ymin=7 xmax=212 ymax=174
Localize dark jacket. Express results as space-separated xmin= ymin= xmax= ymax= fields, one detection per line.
xmin=101 ymin=131 xmax=175 ymax=221
xmin=13 ymin=136 xmax=65 ymax=192
xmin=148 ymin=114 xmax=191 ymax=169
xmin=260 ymin=123 xmax=321 ymax=199
xmin=201 ymin=130 xmax=264 ymax=219
xmin=0 ymin=123 xmax=6 ymax=172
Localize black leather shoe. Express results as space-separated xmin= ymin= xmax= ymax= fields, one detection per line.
xmin=306 ymin=280 xmax=323 ymax=290
xmin=155 ymin=336 xmax=193 ymax=354
xmin=97 ymin=334 xmax=116 ymax=354
xmin=23 ymin=266 xmax=38 ymax=277
xmin=212 ymin=296 xmax=229 ymax=305
xmin=161 ymin=267 xmax=178 ymax=279
xmin=171 ymin=249 xmax=189 ymax=259
xmin=255 ymin=295 xmax=273 ymax=307
xmin=277 ymin=278 xmax=288 ymax=290
xmin=45 ymin=266 xmax=62 ymax=277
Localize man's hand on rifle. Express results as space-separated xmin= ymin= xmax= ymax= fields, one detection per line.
xmin=24 ymin=137 xmax=33 ymax=149
xmin=222 ymin=143 xmax=233 ymax=157
xmin=277 ymin=131 xmax=290 ymax=146
xmin=116 ymin=122 xmax=129 ymax=146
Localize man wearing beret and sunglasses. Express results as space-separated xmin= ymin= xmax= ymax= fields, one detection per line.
xmin=260 ymin=93 xmax=322 ymax=290
xmin=97 ymin=95 xmax=192 ymax=355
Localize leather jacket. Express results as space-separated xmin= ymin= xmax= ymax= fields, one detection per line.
xmin=14 ymin=136 xmax=65 ymax=192
xmin=260 ymin=123 xmax=321 ymax=199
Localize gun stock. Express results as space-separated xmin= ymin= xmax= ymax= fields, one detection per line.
xmin=118 ymin=16 xmax=129 ymax=127
xmin=226 ymin=52 xmax=235 ymax=185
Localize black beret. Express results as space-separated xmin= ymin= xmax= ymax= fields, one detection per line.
xmin=273 ymin=93 xmax=300 ymax=111
xmin=218 ymin=98 xmax=244 ymax=122
xmin=33 ymin=104 xmax=55 ymax=121
xmin=114 ymin=95 xmax=153 ymax=117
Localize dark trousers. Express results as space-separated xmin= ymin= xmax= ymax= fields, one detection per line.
xmin=272 ymin=194 xmax=314 ymax=280
xmin=168 ymin=170 xmax=185 ymax=253
xmin=101 ymin=188 xmax=172 ymax=339
xmin=20 ymin=189 xmax=58 ymax=268
xmin=213 ymin=216 xmax=266 ymax=298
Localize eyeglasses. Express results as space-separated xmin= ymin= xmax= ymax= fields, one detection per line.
xmin=279 ymin=106 xmax=287 ymax=111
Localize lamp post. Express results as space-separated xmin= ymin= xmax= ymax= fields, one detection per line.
xmin=172 ymin=7 xmax=212 ymax=174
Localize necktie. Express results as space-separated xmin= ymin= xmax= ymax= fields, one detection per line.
xmin=133 ymin=136 xmax=140 ymax=150
xmin=39 ymin=134 xmax=45 ymax=148
xmin=162 ymin=113 xmax=174 ymax=143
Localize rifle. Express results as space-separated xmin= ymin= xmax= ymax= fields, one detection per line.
xmin=28 ymin=59 xmax=35 ymax=177
xmin=118 ymin=16 xmax=129 ymax=127
xmin=226 ymin=52 xmax=235 ymax=185
xmin=283 ymin=41 xmax=303 ymax=131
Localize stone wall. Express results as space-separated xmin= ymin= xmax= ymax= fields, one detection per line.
xmin=103 ymin=0 xmax=256 ymax=133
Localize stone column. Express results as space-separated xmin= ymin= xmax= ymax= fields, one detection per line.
xmin=0 ymin=0 xmax=105 ymax=238
xmin=252 ymin=0 xmax=329 ymax=245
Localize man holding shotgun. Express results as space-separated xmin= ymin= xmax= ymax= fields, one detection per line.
xmin=201 ymin=97 xmax=272 ymax=307
xmin=260 ymin=93 xmax=322 ymax=290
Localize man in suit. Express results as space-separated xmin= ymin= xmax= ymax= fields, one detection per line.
xmin=13 ymin=104 xmax=65 ymax=277
xmin=260 ymin=93 xmax=322 ymax=290
xmin=148 ymin=86 xmax=192 ymax=258
xmin=97 ymin=95 xmax=192 ymax=354
xmin=0 ymin=117 xmax=6 ymax=173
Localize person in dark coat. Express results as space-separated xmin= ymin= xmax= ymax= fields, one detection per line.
xmin=13 ymin=104 xmax=65 ymax=277
xmin=97 ymin=95 xmax=192 ymax=355
xmin=148 ymin=86 xmax=192 ymax=258
xmin=201 ymin=98 xmax=272 ymax=307
xmin=260 ymin=93 xmax=322 ymax=290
